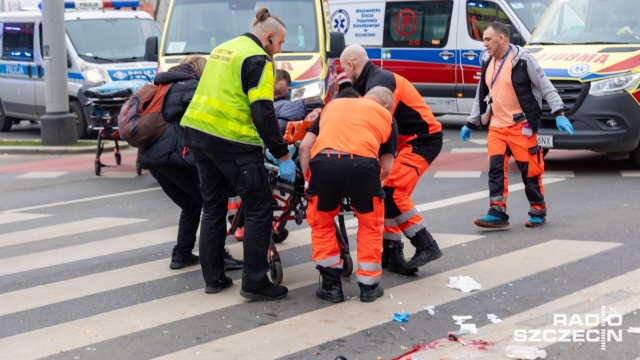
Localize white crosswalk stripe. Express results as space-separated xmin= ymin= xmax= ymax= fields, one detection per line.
xmin=0 ymin=217 xmax=147 ymax=250
xmin=0 ymin=178 xmax=634 ymax=360
xmin=0 ymin=212 xmax=50 ymax=225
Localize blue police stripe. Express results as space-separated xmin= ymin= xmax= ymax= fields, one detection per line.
xmin=0 ymin=63 xmax=31 ymax=77
xmin=107 ymin=68 xmax=157 ymax=81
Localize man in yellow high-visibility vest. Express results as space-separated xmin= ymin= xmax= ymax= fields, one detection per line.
xmin=181 ymin=7 xmax=294 ymax=301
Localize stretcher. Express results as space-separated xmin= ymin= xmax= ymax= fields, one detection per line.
xmin=83 ymin=80 xmax=148 ymax=176
xmin=227 ymin=122 xmax=354 ymax=285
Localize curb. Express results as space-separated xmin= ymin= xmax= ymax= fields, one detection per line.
xmin=0 ymin=143 xmax=131 ymax=155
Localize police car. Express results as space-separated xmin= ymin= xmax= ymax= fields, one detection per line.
xmin=0 ymin=0 xmax=162 ymax=138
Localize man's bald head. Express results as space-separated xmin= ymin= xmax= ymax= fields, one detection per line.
xmin=340 ymin=45 xmax=369 ymax=84
xmin=364 ymin=86 xmax=393 ymax=111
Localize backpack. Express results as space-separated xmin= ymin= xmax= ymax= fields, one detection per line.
xmin=118 ymin=83 xmax=172 ymax=148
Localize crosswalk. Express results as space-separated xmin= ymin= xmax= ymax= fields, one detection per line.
xmin=1 ymin=182 xmax=638 ymax=360
xmin=2 ymin=149 xmax=639 ymax=179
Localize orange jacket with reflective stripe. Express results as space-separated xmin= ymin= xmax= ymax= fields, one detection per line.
xmin=353 ymin=62 xmax=442 ymax=136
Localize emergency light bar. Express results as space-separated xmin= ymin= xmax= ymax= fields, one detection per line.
xmin=38 ymin=1 xmax=139 ymax=10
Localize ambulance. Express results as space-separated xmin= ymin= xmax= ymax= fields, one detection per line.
xmin=526 ymin=0 xmax=640 ymax=167
xmin=0 ymin=0 xmax=162 ymax=138
xmin=328 ymin=0 xmax=552 ymax=115
xmin=150 ymin=0 xmax=345 ymax=102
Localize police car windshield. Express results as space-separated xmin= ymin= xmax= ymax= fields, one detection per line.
xmin=530 ymin=0 xmax=640 ymax=45
xmin=66 ymin=18 xmax=162 ymax=63
xmin=164 ymin=0 xmax=318 ymax=56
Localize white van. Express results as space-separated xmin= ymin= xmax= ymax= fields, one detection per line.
xmin=0 ymin=0 xmax=162 ymax=138
xmin=328 ymin=0 xmax=550 ymax=115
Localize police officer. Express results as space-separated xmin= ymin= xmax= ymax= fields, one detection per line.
xmin=340 ymin=45 xmax=443 ymax=275
xmin=181 ymin=8 xmax=295 ymax=300
xmin=299 ymin=86 xmax=398 ymax=303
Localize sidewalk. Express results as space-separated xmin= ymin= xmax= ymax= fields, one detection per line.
xmin=0 ymin=142 xmax=130 ymax=155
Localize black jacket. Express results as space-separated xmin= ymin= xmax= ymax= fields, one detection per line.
xmin=138 ymin=64 xmax=198 ymax=169
xmin=466 ymin=44 xmax=564 ymax=133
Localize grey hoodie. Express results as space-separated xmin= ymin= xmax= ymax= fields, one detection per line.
xmin=467 ymin=44 xmax=564 ymax=130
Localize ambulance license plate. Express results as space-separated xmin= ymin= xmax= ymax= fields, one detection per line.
xmin=537 ymin=135 xmax=553 ymax=148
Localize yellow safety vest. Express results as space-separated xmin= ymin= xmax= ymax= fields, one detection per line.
xmin=181 ymin=35 xmax=274 ymax=147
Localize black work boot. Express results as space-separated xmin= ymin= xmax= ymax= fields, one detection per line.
xmin=359 ymin=282 xmax=384 ymax=303
xmin=384 ymin=240 xmax=418 ymax=275
xmin=315 ymin=266 xmax=344 ymax=303
xmin=405 ymin=229 xmax=443 ymax=268
xmin=381 ymin=243 xmax=390 ymax=269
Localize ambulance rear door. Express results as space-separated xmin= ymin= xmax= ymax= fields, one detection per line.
xmin=380 ymin=0 xmax=459 ymax=115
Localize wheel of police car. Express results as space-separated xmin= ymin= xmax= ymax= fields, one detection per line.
xmin=70 ymin=100 xmax=90 ymax=139
xmin=0 ymin=105 xmax=13 ymax=132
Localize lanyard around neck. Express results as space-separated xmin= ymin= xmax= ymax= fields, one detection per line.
xmin=490 ymin=46 xmax=511 ymax=89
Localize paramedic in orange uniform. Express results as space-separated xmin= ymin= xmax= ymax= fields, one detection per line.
xmin=299 ymin=86 xmax=398 ymax=303
xmin=340 ymin=44 xmax=443 ymax=275
xmin=460 ymin=21 xmax=573 ymax=228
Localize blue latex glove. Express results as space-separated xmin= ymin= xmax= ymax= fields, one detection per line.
xmin=278 ymin=158 xmax=296 ymax=183
xmin=555 ymin=116 xmax=574 ymax=136
xmin=460 ymin=125 xmax=472 ymax=142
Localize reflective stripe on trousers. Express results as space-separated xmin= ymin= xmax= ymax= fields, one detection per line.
xmin=487 ymin=123 xmax=546 ymax=218
xmin=307 ymin=195 xmax=384 ymax=282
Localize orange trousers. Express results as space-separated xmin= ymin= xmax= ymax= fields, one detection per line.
xmin=306 ymin=155 xmax=384 ymax=285
xmin=486 ymin=123 xmax=546 ymax=219
xmin=383 ymin=134 xmax=442 ymax=243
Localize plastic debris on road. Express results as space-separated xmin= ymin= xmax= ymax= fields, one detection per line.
xmin=393 ymin=311 xmax=410 ymax=323
xmin=458 ymin=323 xmax=477 ymax=334
xmin=504 ymin=345 xmax=547 ymax=359
xmin=453 ymin=315 xmax=472 ymax=325
xmin=424 ymin=305 xmax=435 ymax=315
xmin=487 ymin=313 xmax=503 ymax=323
xmin=447 ymin=276 xmax=482 ymax=293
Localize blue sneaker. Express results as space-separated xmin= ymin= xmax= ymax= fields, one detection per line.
xmin=526 ymin=216 xmax=546 ymax=228
xmin=473 ymin=214 xmax=510 ymax=228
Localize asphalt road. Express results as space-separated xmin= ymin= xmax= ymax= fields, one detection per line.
xmin=0 ymin=121 xmax=639 ymax=360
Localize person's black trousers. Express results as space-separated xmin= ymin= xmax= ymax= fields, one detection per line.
xmin=191 ymin=147 xmax=273 ymax=291
xmin=148 ymin=166 xmax=202 ymax=258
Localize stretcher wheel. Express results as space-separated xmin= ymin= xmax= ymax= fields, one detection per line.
xmin=136 ymin=159 xmax=142 ymax=175
xmin=294 ymin=208 xmax=305 ymax=225
xmin=272 ymin=228 xmax=288 ymax=243
xmin=115 ymin=153 xmax=122 ymax=165
xmin=269 ymin=259 xmax=283 ymax=285
xmin=94 ymin=161 xmax=101 ymax=176
xmin=341 ymin=252 xmax=353 ymax=278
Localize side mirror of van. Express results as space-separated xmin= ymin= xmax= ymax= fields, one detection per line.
xmin=506 ymin=25 xmax=525 ymax=46
xmin=144 ymin=36 xmax=159 ymax=62
xmin=327 ymin=32 xmax=345 ymax=59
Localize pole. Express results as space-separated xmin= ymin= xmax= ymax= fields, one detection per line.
xmin=40 ymin=0 xmax=77 ymax=145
